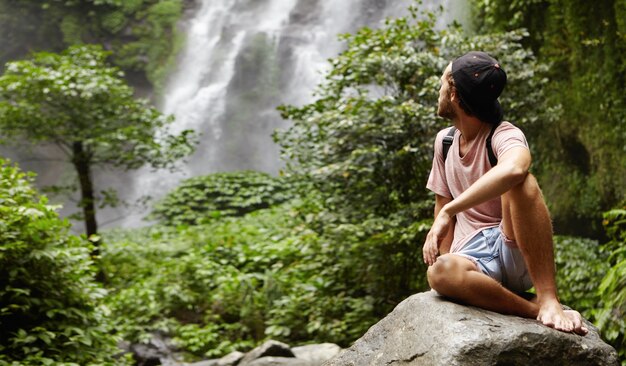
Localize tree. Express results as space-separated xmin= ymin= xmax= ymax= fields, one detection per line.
xmin=0 ymin=45 xmax=196 ymax=253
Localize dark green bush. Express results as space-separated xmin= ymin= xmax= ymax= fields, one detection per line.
xmin=150 ymin=171 xmax=294 ymax=226
xmin=596 ymin=208 xmax=626 ymax=363
xmin=0 ymin=159 xmax=123 ymax=365
xmin=102 ymin=195 xmax=421 ymax=359
xmin=554 ymin=207 xmax=626 ymax=364
xmin=554 ymin=235 xmax=608 ymax=316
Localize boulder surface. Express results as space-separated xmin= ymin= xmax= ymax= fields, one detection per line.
xmin=323 ymin=291 xmax=619 ymax=366
xmin=187 ymin=340 xmax=341 ymax=366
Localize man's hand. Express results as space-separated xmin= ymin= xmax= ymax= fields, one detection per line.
xmin=423 ymin=209 xmax=452 ymax=266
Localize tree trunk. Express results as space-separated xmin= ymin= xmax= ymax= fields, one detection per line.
xmin=72 ymin=141 xmax=99 ymax=256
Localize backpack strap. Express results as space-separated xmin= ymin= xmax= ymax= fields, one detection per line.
xmin=486 ymin=123 xmax=500 ymax=167
xmin=442 ymin=126 xmax=456 ymax=162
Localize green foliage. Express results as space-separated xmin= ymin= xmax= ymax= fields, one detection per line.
xmin=100 ymin=186 xmax=430 ymax=359
xmin=554 ymin=236 xmax=608 ymax=317
xmin=471 ymin=0 xmax=626 ymax=238
xmin=554 ymin=207 xmax=626 ymax=364
xmin=150 ymin=171 xmax=294 ymax=226
xmin=0 ymin=0 xmax=184 ymax=96
xmin=114 ymin=0 xmax=184 ymax=94
xmin=596 ymin=208 xmax=626 ymax=363
xmin=0 ymin=45 xmax=196 ymax=236
xmin=0 ymin=45 xmax=195 ymax=169
xmin=0 ymin=159 xmax=125 ymax=365
xmin=100 ymin=203 xmax=340 ymax=357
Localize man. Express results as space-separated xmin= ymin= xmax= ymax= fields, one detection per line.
xmin=423 ymin=51 xmax=587 ymax=335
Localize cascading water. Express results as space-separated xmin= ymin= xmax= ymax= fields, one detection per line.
xmin=117 ymin=0 xmax=461 ymax=228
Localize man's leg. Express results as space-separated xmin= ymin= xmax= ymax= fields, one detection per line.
xmin=501 ymin=173 xmax=586 ymax=334
xmin=427 ymin=254 xmax=537 ymax=318
xmin=427 ymin=254 xmax=588 ymax=334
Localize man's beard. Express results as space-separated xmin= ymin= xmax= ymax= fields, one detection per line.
xmin=437 ymin=95 xmax=456 ymax=120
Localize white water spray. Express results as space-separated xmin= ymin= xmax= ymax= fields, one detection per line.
xmin=115 ymin=0 xmax=462 ymax=228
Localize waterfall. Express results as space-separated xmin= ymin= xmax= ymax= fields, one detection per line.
xmin=118 ymin=0 xmax=460 ymax=228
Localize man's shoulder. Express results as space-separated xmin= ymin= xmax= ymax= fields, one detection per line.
xmin=495 ymin=121 xmax=524 ymax=134
xmin=435 ymin=125 xmax=457 ymax=140
xmin=492 ymin=121 xmax=529 ymax=152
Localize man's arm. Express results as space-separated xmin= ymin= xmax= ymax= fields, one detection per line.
xmin=423 ymin=146 xmax=530 ymax=265
xmin=423 ymin=194 xmax=455 ymax=265
xmin=441 ymin=146 xmax=530 ymax=217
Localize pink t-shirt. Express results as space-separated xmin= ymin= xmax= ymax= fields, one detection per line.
xmin=426 ymin=121 xmax=529 ymax=253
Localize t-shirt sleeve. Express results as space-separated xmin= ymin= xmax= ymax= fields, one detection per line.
xmin=426 ymin=128 xmax=452 ymax=198
xmin=492 ymin=122 xmax=529 ymax=158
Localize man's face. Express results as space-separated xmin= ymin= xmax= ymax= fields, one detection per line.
xmin=437 ymin=63 xmax=456 ymax=120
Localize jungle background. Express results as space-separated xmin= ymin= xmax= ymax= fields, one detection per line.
xmin=0 ymin=0 xmax=625 ymax=364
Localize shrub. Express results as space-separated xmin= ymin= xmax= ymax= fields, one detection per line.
xmin=553 ymin=208 xmax=626 ymax=364
xmin=596 ymin=208 xmax=626 ymax=363
xmin=0 ymin=159 xmax=124 ymax=365
xmin=150 ymin=171 xmax=294 ymax=226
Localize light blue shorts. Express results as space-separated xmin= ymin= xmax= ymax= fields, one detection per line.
xmin=455 ymin=226 xmax=533 ymax=294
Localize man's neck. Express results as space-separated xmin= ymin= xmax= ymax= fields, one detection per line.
xmin=453 ymin=116 xmax=488 ymax=143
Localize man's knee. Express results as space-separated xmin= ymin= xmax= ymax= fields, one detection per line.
xmin=427 ymin=254 xmax=465 ymax=294
xmin=507 ymin=173 xmax=543 ymax=201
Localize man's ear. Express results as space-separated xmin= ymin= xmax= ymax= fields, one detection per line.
xmin=449 ymin=88 xmax=458 ymax=104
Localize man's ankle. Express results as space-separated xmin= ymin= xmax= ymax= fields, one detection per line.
xmin=535 ymin=294 xmax=561 ymax=307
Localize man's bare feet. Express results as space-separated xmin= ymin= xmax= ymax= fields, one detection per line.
xmin=537 ymin=299 xmax=588 ymax=335
xmin=564 ymin=309 xmax=589 ymax=335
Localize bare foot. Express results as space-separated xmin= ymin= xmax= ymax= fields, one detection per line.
xmin=537 ymin=300 xmax=587 ymax=335
xmin=537 ymin=300 xmax=574 ymax=332
xmin=564 ymin=309 xmax=589 ymax=335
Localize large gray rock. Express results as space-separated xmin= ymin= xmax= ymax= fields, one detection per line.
xmin=324 ymin=291 xmax=619 ymax=366
xmin=239 ymin=340 xmax=296 ymax=365
xmin=292 ymin=344 xmax=342 ymax=364
xmin=126 ymin=332 xmax=184 ymax=366
xmin=186 ymin=342 xmax=342 ymax=366
xmin=217 ymin=351 xmax=245 ymax=366
xmin=189 ymin=351 xmax=245 ymax=366
xmin=246 ymin=356 xmax=311 ymax=366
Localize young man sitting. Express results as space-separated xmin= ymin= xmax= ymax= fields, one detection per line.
xmin=423 ymin=51 xmax=587 ymax=335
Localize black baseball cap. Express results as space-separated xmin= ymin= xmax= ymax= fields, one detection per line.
xmin=451 ymin=51 xmax=507 ymax=124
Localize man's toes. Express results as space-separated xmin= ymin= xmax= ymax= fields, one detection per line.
xmin=559 ymin=319 xmax=574 ymax=332
xmin=574 ymin=325 xmax=589 ymax=336
xmin=538 ymin=313 xmax=557 ymax=325
xmin=564 ymin=310 xmax=589 ymax=335
xmin=541 ymin=315 xmax=574 ymax=332
xmin=538 ymin=315 xmax=554 ymax=327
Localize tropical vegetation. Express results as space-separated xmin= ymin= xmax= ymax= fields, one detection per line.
xmin=0 ymin=1 xmax=624 ymax=365
xmin=0 ymin=45 xmax=196 ymax=249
